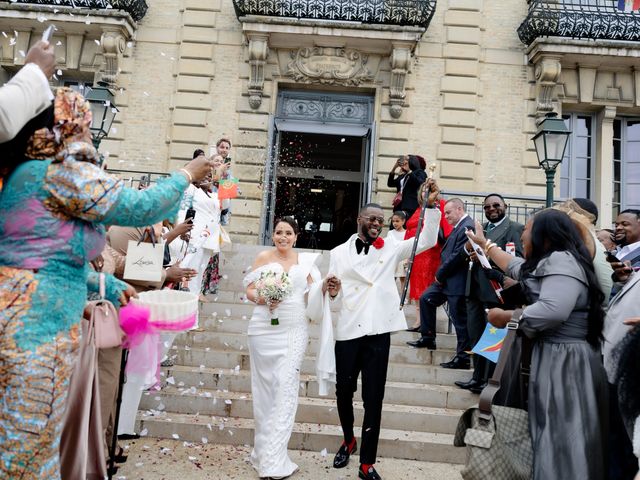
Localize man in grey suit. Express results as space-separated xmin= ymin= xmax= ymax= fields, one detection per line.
xmin=454 ymin=194 xmax=523 ymax=393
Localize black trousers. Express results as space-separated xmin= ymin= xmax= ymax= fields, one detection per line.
xmin=335 ymin=333 xmax=390 ymax=465
xmin=466 ymin=297 xmax=495 ymax=382
xmin=419 ymin=282 xmax=469 ymax=357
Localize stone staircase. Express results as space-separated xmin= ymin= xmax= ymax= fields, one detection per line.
xmin=136 ymin=244 xmax=474 ymax=464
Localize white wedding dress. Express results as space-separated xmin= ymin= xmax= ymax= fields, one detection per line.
xmin=242 ymin=252 xmax=321 ymax=478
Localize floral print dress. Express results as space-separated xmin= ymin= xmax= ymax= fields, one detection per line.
xmin=0 ymin=147 xmax=189 ymax=479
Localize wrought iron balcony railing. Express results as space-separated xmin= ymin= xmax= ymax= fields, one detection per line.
xmin=232 ymin=0 xmax=437 ymax=28
xmin=2 ymin=0 xmax=148 ymax=22
xmin=518 ymin=0 xmax=640 ymax=45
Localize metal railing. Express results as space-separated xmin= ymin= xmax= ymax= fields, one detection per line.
xmin=106 ymin=168 xmax=169 ymax=188
xmin=232 ymin=0 xmax=437 ymax=28
xmin=518 ymin=0 xmax=640 ymax=45
xmin=2 ymin=0 xmax=148 ymax=22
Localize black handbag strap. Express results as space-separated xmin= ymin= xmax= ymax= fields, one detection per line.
xmin=478 ymin=308 xmax=524 ymax=421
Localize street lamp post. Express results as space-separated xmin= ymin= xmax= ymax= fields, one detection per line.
xmin=531 ymin=112 xmax=571 ymax=208
xmin=84 ymin=83 xmax=118 ymax=150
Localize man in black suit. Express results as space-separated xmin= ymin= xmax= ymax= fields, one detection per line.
xmin=407 ymin=198 xmax=474 ymax=369
xmin=454 ymin=193 xmax=523 ymax=393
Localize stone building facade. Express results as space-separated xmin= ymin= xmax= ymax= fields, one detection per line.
xmin=1 ymin=0 xmax=639 ymax=247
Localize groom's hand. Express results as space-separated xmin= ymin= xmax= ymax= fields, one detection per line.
xmin=323 ymin=275 xmax=341 ymax=297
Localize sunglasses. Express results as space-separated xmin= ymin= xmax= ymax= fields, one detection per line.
xmin=360 ymin=215 xmax=385 ymax=224
xmin=483 ymin=203 xmax=504 ymax=210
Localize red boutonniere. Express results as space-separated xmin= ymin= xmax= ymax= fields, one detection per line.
xmin=372 ymin=237 xmax=385 ymax=249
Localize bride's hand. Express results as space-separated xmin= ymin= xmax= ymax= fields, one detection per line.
xmin=323 ymin=275 xmax=341 ymax=296
xmin=267 ymin=300 xmax=280 ymax=312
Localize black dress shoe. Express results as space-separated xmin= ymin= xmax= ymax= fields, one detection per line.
xmin=406 ymin=326 xmax=421 ymax=332
xmin=440 ymin=356 xmax=470 ymax=369
xmin=359 ymin=464 xmax=382 ymax=480
xmin=333 ymin=440 xmax=357 ymax=469
xmin=454 ymin=378 xmax=483 ymax=390
xmin=406 ymin=338 xmax=436 ymax=349
xmin=117 ymin=433 xmax=140 ymax=440
xmin=469 ymin=381 xmax=488 ymax=394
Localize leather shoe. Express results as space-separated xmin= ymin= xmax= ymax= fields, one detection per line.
xmin=469 ymin=381 xmax=488 ymax=394
xmin=333 ymin=439 xmax=357 ymax=469
xmin=359 ymin=464 xmax=382 ymax=480
xmin=454 ymin=378 xmax=483 ymax=390
xmin=406 ymin=326 xmax=421 ymax=332
xmin=440 ymin=356 xmax=470 ymax=369
xmin=406 ymin=338 xmax=436 ymax=350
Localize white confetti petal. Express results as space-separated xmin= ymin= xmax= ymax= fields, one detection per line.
xmin=320 ymin=448 xmax=328 ymax=457
xmin=172 ymin=433 xmax=180 ymax=439
xmin=140 ymin=428 xmax=148 ymax=436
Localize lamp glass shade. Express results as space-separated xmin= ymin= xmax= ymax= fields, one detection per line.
xmin=84 ymin=86 xmax=118 ymax=143
xmin=532 ymin=114 xmax=571 ymax=171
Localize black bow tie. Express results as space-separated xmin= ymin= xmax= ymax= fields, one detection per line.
xmin=355 ymin=238 xmax=370 ymax=255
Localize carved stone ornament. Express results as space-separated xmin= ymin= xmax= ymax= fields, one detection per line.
xmin=100 ymin=31 xmax=126 ymax=86
xmin=389 ymin=45 xmax=411 ymax=119
xmin=286 ymin=47 xmax=374 ymax=86
xmin=534 ymin=55 xmax=562 ymax=123
xmin=248 ymin=34 xmax=269 ymax=109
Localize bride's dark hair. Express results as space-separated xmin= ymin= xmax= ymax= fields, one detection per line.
xmin=274 ymin=216 xmax=299 ymax=235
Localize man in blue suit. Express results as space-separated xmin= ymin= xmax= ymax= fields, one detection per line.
xmin=407 ymin=198 xmax=475 ymax=369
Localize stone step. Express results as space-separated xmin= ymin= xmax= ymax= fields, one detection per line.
xmin=139 ymin=387 xmax=464 ymax=435
xmin=176 ymin=329 xmax=458 ymax=350
xmin=136 ymin=413 xmax=465 ymax=464
xmin=170 ymin=335 xmax=458 ymax=367
xmin=167 ymin=347 xmax=472 ymax=385
xmin=157 ymin=366 xmax=478 ymax=410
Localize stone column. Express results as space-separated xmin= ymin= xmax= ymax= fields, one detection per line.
xmin=595 ymin=105 xmax=616 ymax=228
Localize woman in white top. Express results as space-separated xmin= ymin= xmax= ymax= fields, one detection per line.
xmin=243 ymin=217 xmax=322 ymax=479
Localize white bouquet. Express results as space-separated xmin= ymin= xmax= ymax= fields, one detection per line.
xmin=254 ymin=270 xmax=293 ymax=325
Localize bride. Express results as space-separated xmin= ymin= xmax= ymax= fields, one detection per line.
xmin=243 ymin=216 xmax=323 ymax=479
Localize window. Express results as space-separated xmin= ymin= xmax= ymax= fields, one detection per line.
xmin=560 ymin=113 xmax=595 ymax=200
xmin=613 ymin=118 xmax=640 ymax=218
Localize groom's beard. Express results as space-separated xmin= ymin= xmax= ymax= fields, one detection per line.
xmin=359 ymin=224 xmax=380 ymax=244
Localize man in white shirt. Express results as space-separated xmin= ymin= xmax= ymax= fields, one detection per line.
xmin=0 ymin=40 xmax=55 ymax=143
xmin=611 ymin=209 xmax=640 ymax=295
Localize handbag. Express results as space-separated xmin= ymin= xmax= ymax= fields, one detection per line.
xmin=453 ymin=309 xmax=533 ymax=480
xmin=123 ymin=227 xmax=165 ymax=282
xmin=392 ymin=190 xmax=403 ymax=209
xmin=89 ymin=273 xmax=125 ymax=349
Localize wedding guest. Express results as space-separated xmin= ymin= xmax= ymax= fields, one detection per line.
xmin=213 ymin=137 xmax=233 ymax=226
xmin=604 ymin=270 xmax=640 ymax=480
xmin=454 ymin=193 xmax=523 ymax=395
xmin=613 ymin=318 xmax=640 ymax=480
xmin=0 ymin=87 xmax=213 ymax=478
xmin=403 ymin=182 xmax=452 ymax=331
xmin=243 ymin=217 xmax=322 ymax=479
xmin=407 ymin=198 xmax=474 ymax=371
xmin=0 ymin=40 xmax=55 ymax=143
xmin=468 ymin=209 xmax=608 ymax=480
xmin=611 ymin=210 xmax=640 ymax=294
xmin=309 ymin=181 xmax=441 ymax=480
xmin=387 ymin=154 xmax=426 ymax=218
xmin=177 ymin=151 xmax=224 ymax=309
xmin=385 ymin=211 xmax=407 ymax=293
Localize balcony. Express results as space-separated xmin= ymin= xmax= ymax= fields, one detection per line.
xmin=232 ymin=0 xmax=437 ymax=29
xmin=518 ymin=0 xmax=640 ymax=45
xmin=0 ymin=0 xmax=148 ymax=22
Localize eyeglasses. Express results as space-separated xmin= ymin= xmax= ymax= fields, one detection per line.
xmin=360 ymin=215 xmax=385 ymax=224
xmin=483 ymin=203 xmax=503 ymax=210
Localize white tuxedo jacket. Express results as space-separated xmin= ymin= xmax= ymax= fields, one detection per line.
xmin=328 ymin=208 xmax=440 ymax=341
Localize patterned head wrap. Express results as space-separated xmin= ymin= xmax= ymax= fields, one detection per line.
xmin=25 ymin=87 xmax=100 ymax=164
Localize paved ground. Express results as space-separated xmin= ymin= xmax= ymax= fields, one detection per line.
xmin=115 ymin=439 xmax=463 ymax=480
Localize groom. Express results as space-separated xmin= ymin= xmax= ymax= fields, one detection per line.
xmin=325 ymin=181 xmax=441 ymax=480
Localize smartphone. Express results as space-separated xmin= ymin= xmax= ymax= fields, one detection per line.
xmin=185 ymin=207 xmax=196 ymax=222
xmin=42 ymin=25 xmax=55 ymax=43
xmin=605 ymin=251 xmax=619 ymax=263
xmin=224 ymin=157 xmax=231 ymax=164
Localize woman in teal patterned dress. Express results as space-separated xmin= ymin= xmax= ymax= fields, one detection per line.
xmin=0 ymin=88 xmax=213 ymax=479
